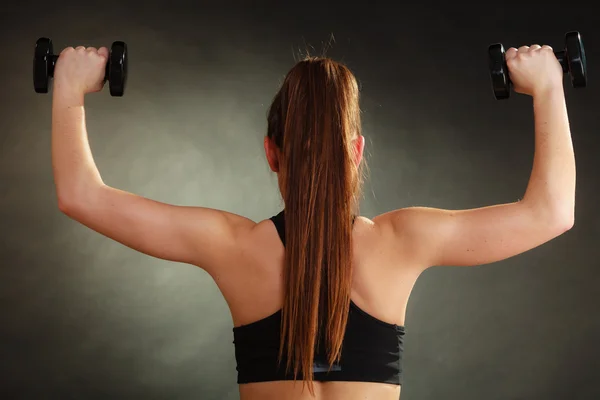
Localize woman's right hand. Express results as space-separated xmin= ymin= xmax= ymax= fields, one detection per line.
xmin=54 ymin=46 xmax=109 ymax=97
xmin=506 ymin=44 xmax=564 ymax=97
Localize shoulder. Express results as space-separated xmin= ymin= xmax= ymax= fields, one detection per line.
xmin=373 ymin=207 xmax=452 ymax=238
xmin=225 ymin=212 xmax=282 ymax=261
xmin=371 ymin=207 xmax=441 ymax=266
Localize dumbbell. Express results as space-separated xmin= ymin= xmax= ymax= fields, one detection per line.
xmin=488 ymin=31 xmax=587 ymax=100
xmin=33 ymin=37 xmax=128 ymax=97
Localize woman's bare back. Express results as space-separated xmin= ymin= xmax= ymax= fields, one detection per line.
xmin=214 ymin=215 xmax=422 ymax=400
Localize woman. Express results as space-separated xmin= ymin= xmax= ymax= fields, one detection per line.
xmin=52 ymin=43 xmax=574 ymax=400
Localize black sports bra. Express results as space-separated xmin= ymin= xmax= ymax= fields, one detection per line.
xmin=232 ymin=211 xmax=405 ymax=385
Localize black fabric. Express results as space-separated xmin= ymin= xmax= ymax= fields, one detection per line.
xmin=232 ymin=210 xmax=405 ymax=385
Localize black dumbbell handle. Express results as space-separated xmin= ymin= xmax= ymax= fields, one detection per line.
xmin=47 ymin=54 xmax=111 ymax=81
xmin=554 ymin=50 xmax=569 ymax=73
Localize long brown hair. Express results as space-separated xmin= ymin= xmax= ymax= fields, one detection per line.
xmin=266 ymin=56 xmax=364 ymax=393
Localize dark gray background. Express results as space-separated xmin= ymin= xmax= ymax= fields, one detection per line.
xmin=1 ymin=1 xmax=598 ymax=399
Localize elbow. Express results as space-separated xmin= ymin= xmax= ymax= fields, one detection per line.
xmin=522 ymin=198 xmax=574 ymax=238
xmin=57 ymin=184 xmax=103 ymax=218
xmin=526 ymin=200 xmax=574 ymax=235
xmin=57 ymin=191 xmax=83 ymax=217
xmin=558 ymin=215 xmax=575 ymax=232
xmin=549 ymin=209 xmax=575 ymax=234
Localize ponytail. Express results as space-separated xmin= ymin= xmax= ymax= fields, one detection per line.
xmin=267 ymin=57 xmax=363 ymax=394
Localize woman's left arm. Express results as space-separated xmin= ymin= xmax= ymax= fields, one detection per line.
xmin=52 ymin=46 xmax=254 ymax=272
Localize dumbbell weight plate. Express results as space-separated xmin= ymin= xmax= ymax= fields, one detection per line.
xmin=33 ymin=37 xmax=53 ymax=93
xmin=488 ymin=43 xmax=510 ymax=100
xmin=565 ymin=31 xmax=587 ymax=88
xmin=107 ymin=41 xmax=128 ymax=97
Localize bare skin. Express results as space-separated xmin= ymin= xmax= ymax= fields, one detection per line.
xmin=227 ymin=213 xmax=414 ymax=400
xmin=51 ymin=44 xmax=574 ymax=399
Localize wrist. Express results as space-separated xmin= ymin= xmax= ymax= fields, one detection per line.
xmin=532 ymin=80 xmax=564 ymax=99
xmin=53 ymin=80 xmax=85 ymax=107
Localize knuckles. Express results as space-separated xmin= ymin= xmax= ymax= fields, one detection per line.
xmin=59 ymin=45 xmax=107 ymax=62
xmin=515 ymin=44 xmax=553 ymax=60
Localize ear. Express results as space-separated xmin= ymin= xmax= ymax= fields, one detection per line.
xmin=264 ymin=136 xmax=280 ymax=172
xmin=353 ymin=135 xmax=365 ymax=166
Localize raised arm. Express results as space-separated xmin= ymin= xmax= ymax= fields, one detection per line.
xmin=378 ymin=44 xmax=575 ymax=268
xmin=52 ymin=46 xmax=254 ymax=271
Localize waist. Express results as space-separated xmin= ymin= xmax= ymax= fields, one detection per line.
xmin=239 ymin=380 xmax=402 ymax=400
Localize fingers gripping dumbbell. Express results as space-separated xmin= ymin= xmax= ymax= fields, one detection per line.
xmin=33 ymin=37 xmax=128 ymax=97
xmin=488 ymin=31 xmax=587 ymax=100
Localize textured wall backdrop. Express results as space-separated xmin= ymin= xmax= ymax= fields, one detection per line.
xmin=0 ymin=1 xmax=599 ymax=399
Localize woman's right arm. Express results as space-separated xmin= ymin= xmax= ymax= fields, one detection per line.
xmin=378 ymin=44 xmax=575 ymax=269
